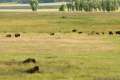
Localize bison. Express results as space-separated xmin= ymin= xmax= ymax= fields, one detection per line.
xmin=78 ymin=31 xmax=83 ymax=34
xmin=101 ymin=32 xmax=105 ymax=35
xmin=109 ymin=31 xmax=113 ymax=35
xmin=22 ymin=58 xmax=36 ymax=64
xmin=15 ymin=33 xmax=20 ymax=38
xmin=116 ymin=31 xmax=120 ymax=35
xmin=96 ymin=32 xmax=100 ymax=35
xmin=6 ymin=34 xmax=11 ymax=38
xmin=72 ymin=29 xmax=77 ymax=32
xmin=25 ymin=66 xmax=39 ymax=74
xmin=50 ymin=33 xmax=55 ymax=36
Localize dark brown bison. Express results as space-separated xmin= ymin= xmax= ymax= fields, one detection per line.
xmin=101 ymin=32 xmax=105 ymax=35
xmin=15 ymin=33 xmax=20 ymax=38
xmin=72 ymin=29 xmax=77 ymax=32
xmin=109 ymin=31 xmax=113 ymax=35
xmin=23 ymin=58 xmax=36 ymax=64
xmin=6 ymin=34 xmax=11 ymax=38
xmin=96 ymin=32 xmax=100 ymax=35
xmin=50 ymin=33 xmax=55 ymax=36
xmin=25 ymin=66 xmax=39 ymax=73
xmin=116 ymin=31 xmax=120 ymax=35
xmin=78 ymin=32 xmax=83 ymax=34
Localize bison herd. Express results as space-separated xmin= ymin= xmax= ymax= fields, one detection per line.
xmin=71 ymin=29 xmax=120 ymax=36
xmin=3 ymin=30 xmax=120 ymax=74
xmin=5 ymin=30 xmax=120 ymax=38
xmin=49 ymin=29 xmax=120 ymax=36
xmin=48 ymin=30 xmax=120 ymax=37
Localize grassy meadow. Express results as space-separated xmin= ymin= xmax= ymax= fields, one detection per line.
xmin=0 ymin=12 xmax=120 ymax=80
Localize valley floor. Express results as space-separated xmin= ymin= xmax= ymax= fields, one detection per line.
xmin=0 ymin=12 xmax=120 ymax=80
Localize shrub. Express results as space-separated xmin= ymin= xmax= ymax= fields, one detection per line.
xmin=59 ymin=4 xmax=66 ymax=11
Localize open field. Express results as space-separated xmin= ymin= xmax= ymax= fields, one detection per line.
xmin=0 ymin=12 xmax=120 ymax=80
xmin=0 ymin=9 xmax=58 ymax=12
xmin=0 ymin=12 xmax=120 ymax=33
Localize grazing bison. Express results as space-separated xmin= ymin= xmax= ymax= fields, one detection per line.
xmin=6 ymin=34 xmax=11 ymax=38
xmin=78 ymin=32 xmax=83 ymax=34
xmin=50 ymin=33 xmax=55 ymax=36
xmin=116 ymin=31 xmax=120 ymax=35
xmin=101 ymin=32 xmax=105 ymax=35
xmin=109 ymin=31 xmax=113 ymax=35
xmin=23 ymin=58 xmax=36 ymax=64
xmin=15 ymin=33 xmax=20 ymax=38
xmin=96 ymin=32 xmax=100 ymax=35
xmin=25 ymin=66 xmax=39 ymax=74
xmin=72 ymin=29 xmax=77 ymax=32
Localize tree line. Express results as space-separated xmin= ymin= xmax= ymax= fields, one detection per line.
xmin=0 ymin=0 xmax=51 ymax=3
xmin=59 ymin=0 xmax=120 ymax=12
